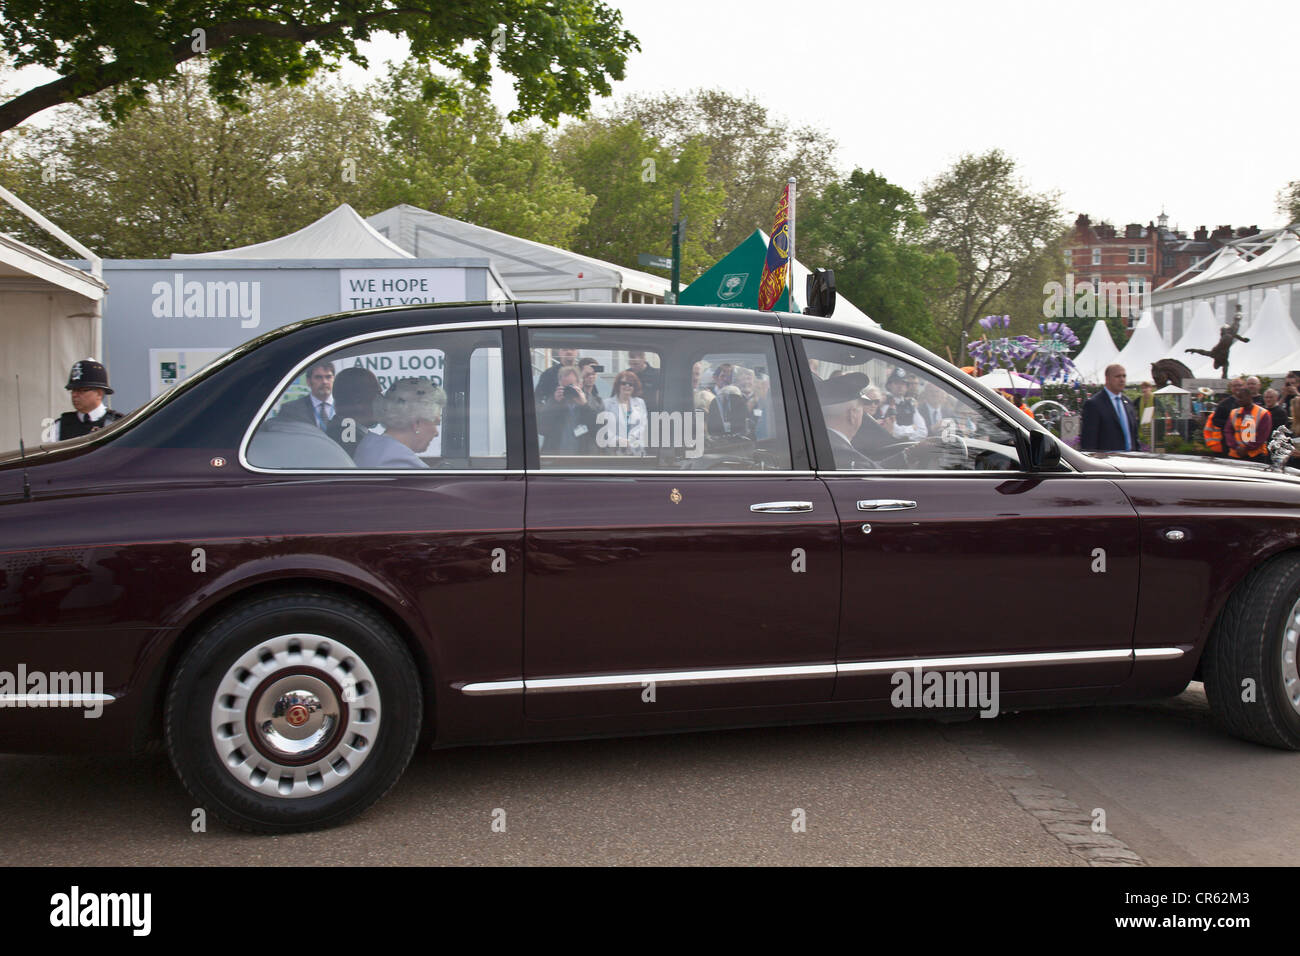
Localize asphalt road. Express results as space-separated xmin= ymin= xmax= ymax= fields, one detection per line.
xmin=0 ymin=683 xmax=1291 ymax=866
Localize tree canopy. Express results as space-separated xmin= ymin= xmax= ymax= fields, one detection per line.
xmin=554 ymin=117 xmax=724 ymax=279
xmin=609 ymin=89 xmax=837 ymax=262
xmin=0 ymin=0 xmax=638 ymax=134
xmin=921 ymin=149 xmax=1066 ymax=357
xmin=800 ymin=168 xmax=956 ymax=349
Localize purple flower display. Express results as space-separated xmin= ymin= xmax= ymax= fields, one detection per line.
xmin=1025 ymin=321 xmax=1081 ymax=384
xmin=968 ymin=316 xmax=1035 ymax=373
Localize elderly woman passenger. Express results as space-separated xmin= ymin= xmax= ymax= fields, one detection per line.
xmin=354 ymin=377 xmax=446 ymax=469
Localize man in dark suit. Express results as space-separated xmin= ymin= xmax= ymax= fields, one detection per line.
xmin=1080 ymin=363 xmax=1139 ymax=451
xmin=276 ymin=361 xmax=336 ymax=430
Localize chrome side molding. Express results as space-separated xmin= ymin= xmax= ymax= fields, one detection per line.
xmin=458 ymin=647 xmax=1185 ymax=695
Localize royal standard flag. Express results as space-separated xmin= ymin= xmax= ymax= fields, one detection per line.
xmin=757 ymin=184 xmax=791 ymax=311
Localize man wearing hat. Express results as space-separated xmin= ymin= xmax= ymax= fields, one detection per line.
xmin=55 ymin=358 xmax=124 ymax=440
xmin=816 ymin=372 xmax=881 ymax=470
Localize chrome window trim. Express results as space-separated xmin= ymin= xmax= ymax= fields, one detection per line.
xmin=818 ymin=468 xmax=1036 ymax=478
xmin=458 ymin=647 xmax=1183 ymax=695
xmin=525 ymin=320 xmax=803 ymax=474
xmin=787 ymin=327 xmax=1079 ymax=476
xmin=238 ymin=319 xmax=515 ymax=476
xmin=528 ymin=469 xmax=819 ymax=477
xmin=520 ymin=317 xmax=779 ymax=334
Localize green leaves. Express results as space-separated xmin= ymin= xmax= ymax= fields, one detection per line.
xmin=920 ymin=149 xmax=1066 ymax=357
xmin=1278 ymin=179 xmax=1300 ymax=224
xmin=800 ymin=168 xmax=957 ymax=349
xmin=554 ymin=118 xmax=725 ymax=280
xmin=0 ymin=1 xmax=638 ymax=133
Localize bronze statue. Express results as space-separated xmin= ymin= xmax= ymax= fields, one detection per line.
xmin=1185 ymin=306 xmax=1249 ymax=379
xmin=1151 ymin=358 xmax=1193 ymax=388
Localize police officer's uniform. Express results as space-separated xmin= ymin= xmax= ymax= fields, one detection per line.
xmin=55 ymin=358 xmax=124 ymax=440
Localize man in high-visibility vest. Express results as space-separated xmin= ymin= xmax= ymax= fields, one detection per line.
xmin=1225 ymin=387 xmax=1272 ymax=460
xmin=1206 ymin=378 xmax=1245 ymax=456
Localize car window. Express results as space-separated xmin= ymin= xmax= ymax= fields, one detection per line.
xmin=247 ymin=327 xmax=507 ymax=470
xmin=802 ymin=338 xmax=1020 ymax=472
xmin=526 ymin=327 xmax=793 ymax=471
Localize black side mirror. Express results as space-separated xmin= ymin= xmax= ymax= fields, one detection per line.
xmin=1026 ymin=430 xmax=1062 ymax=471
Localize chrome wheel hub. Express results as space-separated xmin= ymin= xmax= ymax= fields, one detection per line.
xmin=210 ymin=633 xmax=381 ymax=798
xmin=1283 ymin=597 xmax=1300 ymax=716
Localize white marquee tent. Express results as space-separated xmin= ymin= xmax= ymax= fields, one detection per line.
xmin=367 ymin=204 xmax=669 ymax=303
xmin=1240 ymin=288 xmax=1300 ymax=376
xmin=1170 ymin=300 xmax=1221 ymax=377
xmin=1070 ymin=320 xmax=1120 ymax=383
xmin=1115 ymin=311 xmax=1170 ymax=380
xmin=0 ymin=186 xmax=108 ymax=453
xmin=173 ymin=203 xmax=413 ymax=260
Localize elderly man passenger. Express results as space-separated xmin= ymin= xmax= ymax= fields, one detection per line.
xmin=354 ymin=377 xmax=446 ymax=469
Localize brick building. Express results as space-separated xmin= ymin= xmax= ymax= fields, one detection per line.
xmin=1066 ymin=213 xmax=1261 ymax=326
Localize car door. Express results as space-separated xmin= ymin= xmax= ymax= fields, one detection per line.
xmin=793 ymin=332 xmax=1141 ymax=705
xmin=520 ymin=315 xmax=840 ymax=719
xmin=242 ymin=319 xmax=527 ymax=736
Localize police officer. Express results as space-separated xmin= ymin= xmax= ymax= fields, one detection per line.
xmin=55 ymin=358 xmax=123 ymax=440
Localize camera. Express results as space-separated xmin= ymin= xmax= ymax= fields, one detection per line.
xmin=564 ymin=384 xmax=582 ymax=399
xmin=894 ymin=397 xmax=916 ymax=427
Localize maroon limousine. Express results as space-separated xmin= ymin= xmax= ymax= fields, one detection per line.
xmin=3 ymin=301 xmax=1300 ymax=832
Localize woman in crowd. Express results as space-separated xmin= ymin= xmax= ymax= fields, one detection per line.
xmin=606 ymin=369 xmax=648 ymax=455
xmin=353 ymin=377 xmax=445 ymax=468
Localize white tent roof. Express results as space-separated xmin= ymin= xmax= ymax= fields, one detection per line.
xmin=1237 ymin=231 xmax=1300 ymax=273
xmin=1070 ymin=320 xmax=1120 ymax=383
xmin=173 ymin=204 xmax=412 ymax=260
xmin=366 ymin=204 xmax=669 ymax=300
xmin=1231 ymin=288 xmax=1300 ymax=376
xmin=1115 ymin=310 xmax=1170 ymax=379
xmin=1272 ymin=235 xmax=1300 ymax=268
xmin=1178 ymin=247 xmax=1242 ymax=287
xmin=1171 ymin=300 xmax=1221 ymax=377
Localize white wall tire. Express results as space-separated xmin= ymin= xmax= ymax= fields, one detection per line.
xmin=165 ymin=592 xmax=422 ymax=833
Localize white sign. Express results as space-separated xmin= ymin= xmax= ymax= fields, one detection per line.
xmin=339 ymin=268 xmax=467 ymax=311
xmin=149 ymin=348 xmax=229 ymax=398
xmin=336 ymin=349 xmax=445 ymax=394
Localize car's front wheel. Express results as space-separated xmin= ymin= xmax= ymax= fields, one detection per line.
xmin=165 ymin=591 xmax=422 ymax=833
xmin=1203 ymin=553 xmax=1300 ymax=750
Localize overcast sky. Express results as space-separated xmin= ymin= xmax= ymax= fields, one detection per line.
xmin=7 ymin=0 xmax=1294 ymax=230
xmin=345 ymin=0 xmax=1297 ymax=231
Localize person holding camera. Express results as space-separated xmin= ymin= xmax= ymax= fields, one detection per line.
xmin=538 ymin=365 xmax=599 ymax=454
xmin=878 ymin=368 xmax=928 ymax=440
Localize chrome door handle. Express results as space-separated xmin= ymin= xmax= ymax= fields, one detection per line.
xmin=750 ymin=501 xmax=814 ymax=513
xmin=857 ymin=499 xmax=917 ymax=511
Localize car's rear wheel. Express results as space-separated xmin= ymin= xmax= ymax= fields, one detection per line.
xmin=1203 ymin=553 xmax=1300 ymax=750
xmin=165 ymin=591 xmax=422 ymax=833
